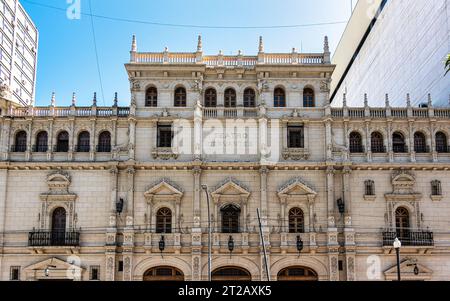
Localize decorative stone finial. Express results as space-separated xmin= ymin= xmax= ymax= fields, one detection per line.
xmin=93 ymin=92 xmax=97 ymax=106
xmin=197 ymin=35 xmax=202 ymax=52
xmin=113 ymin=92 xmax=118 ymax=107
xmin=71 ymin=92 xmax=76 ymax=106
xmin=428 ymin=93 xmax=432 ymax=106
xmin=364 ymin=93 xmax=368 ymax=107
xmin=385 ymin=94 xmax=390 ymax=107
xmin=324 ymin=36 xmax=330 ymax=53
xmin=292 ymin=47 xmax=297 ymax=53
xmin=218 ymin=50 xmax=223 ymax=55
xmin=164 ymin=46 xmax=169 ymax=52
xmin=131 ymin=34 xmax=137 ymax=52
xmin=258 ymin=36 xmax=264 ymax=53
xmin=406 ymin=93 xmax=411 ymax=107
xmin=238 ymin=50 xmax=242 ymax=56
xmin=50 ymin=92 xmax=56 ymax=107
xmin=343 ymin=93 xmax=347 ymax=107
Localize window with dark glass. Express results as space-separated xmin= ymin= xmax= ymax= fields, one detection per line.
xmin=435 ymin=132 xmax=448 ymax=153
xmin=118 ymin=261 xmax=124 ymax=272
xmin=288 ymin=207 xmax=304 ymax=233
xmin=392 ymin=132 xmax=407 ymax=153
xmin=156 ymin=207 xmax=172 ymax=233
xmin=56 ymin=131 xmax=69 ymax=152
xmin=90 ymin=266 xmax=100 ymax=280
xmin=224 ymin=88 xmax=236 ymax=107
xmin=431 ymin=180 xmax=442 ymax=196
xmin=157 ymin=124 xmax=173 ymax=148
xmin=146 ymin=87 xmax=158 ymax=107
xmin=371 ymin=132 xmax=385 ymax=153
xmin=243 ymin=88 xmax=256 ymax=107
xmin=288 ymin=126 xmax=304 ymax=148
xmin=204 ymin=88 xmax=217 ymax=107
xmin=13 ymin=131 xmax=27 ymax=152
xmin=97 ymin=131 xmax=111 ymax=152
xmin=10 ymin=266 xmax=20 ymax=281
xmin=35 ymin=131 xmax=48 ymax=152
xmin=77 ymin=131 xmax=90 ymax=152
xmin=414 ymin=132 xmax=427 ymax=153
xmin=221 ymin=204 xmax=240 ymax=233
xmin=395 ymin=207 xmax=410 ymax=241
xmin=274 ymin=88 xmax=286 ymax=107
xmin=174 ymin=87 xmax=187 ymax=107
xmin=51 ymin=207 xmax=66 ymax=246
xmin=303 ymin=88 xmax=315 ymax=107
xmin=349 ymin=132 xmax=363 ymax=153
xmin=364 ymin=180 xmax=375 ymax=196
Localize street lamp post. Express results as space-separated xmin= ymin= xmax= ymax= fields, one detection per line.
xmin=393 ymin=237 xmax=402 ymax=281
xmin=201 ymin=185 xmax=212 ymax=282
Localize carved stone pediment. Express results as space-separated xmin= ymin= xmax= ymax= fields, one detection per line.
xmin=277 ymin=178 xmax=317 ymax=203
xmin=23 ymin=257 xmax=84 ymax=281
xmin=385 ymin=171 xmax=421 ymax=201
xmin=384 ymin=259 xmax=432 ymax=281
xmin=40 ymin=172 xmax=77 ymax=201
xmin=211 ymin=178 xmax=250 ymax=204
xmin=144 ymin=178 xmax=184 ymax=203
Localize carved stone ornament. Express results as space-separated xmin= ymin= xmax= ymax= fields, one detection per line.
xmin=151 ymin=147 xmax=179 ymax=160
xmin=282 ymin=148 xmax=310 ymax=160
xmin=320 ymin=80 xmax=330 ymax=92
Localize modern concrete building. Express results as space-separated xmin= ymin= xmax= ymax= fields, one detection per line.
xmin=0 ymin=35 xmax=449 ymax=281
xmin=331 ymin=0 xmax=450 ymax=107
xmin=0 ymin=0 xmax=38 ymax=109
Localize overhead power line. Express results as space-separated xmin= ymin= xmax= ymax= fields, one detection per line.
xmin=88 ymin=0 xmax=105 ymax=106
xmin=23 ymin=0 xmax=348 ymax=29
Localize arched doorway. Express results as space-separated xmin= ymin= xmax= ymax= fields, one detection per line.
xmin=51 ymin=207 xmax=66 ymax=245
xmin=212 ymin=267 xmax=251 ymax=281
xmin=143 ymin=266 xmax=184 ymax=281
xmin=277 ymin=266 xmax=318 ymax=281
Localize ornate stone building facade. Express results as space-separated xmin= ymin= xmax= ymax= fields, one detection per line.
xmin=0 ymin=36 xmax=449 ymax=281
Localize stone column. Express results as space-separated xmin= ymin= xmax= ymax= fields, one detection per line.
xmin=326 ymin=166 xmax=339 ymax=281
xmin=128 ymin=117 xmax=136 ymax=159
xmin=326 ymin=166 xmax=336 ymax=227
xmin=89 ymin=119 xmax=96 ymax=161
xmin=430 ymin=121 xmax=438 ymax=162
xmin=105 ymin=253 xmax=116 ymax=281
xmin=408 ymin=121 xmax=415 ymax=162
xmin=365 ymin=121 xmax=371 ymax=162
xmin=342 ymin=166 xmax=352 ymax=227
xmin=259 ymin=166 xmax=268 ymax=228
xmin=193 ymin=166 xmax=202 ymax=229
xmin=193 ymin=101 xmax=203 ymax=160
xmin=126 ymin=167 xmax=135 ymax=226
xmin=105 ymin=167 xmax=118 ymax=281
xmin=68 ymin=119 xmax=75 ymax=161
xmin=26 ymin=121 xmax=32 ymax=161
xmin=47 ymin=120 xmax=53 ymax=160
xmin=325 ymin=120 xmax=332 ymax=160
xmin=387 ymin=121 xmax=394 ymax=162
xmin=0 ymin=119 xmax=11 ymax=160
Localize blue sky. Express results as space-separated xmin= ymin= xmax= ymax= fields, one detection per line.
xmin=22 ymin=0 xmax=356 ymax=107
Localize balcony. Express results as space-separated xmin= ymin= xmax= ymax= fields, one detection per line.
xmin=382 ymin=230 xmax=434 ymax=247
xmin=96 ymin=144 xmax=111 ymax=153
xmin=75 ymin=145 xmax=90 ymax=152
xmin=32 ymin=144 xmax=48 ymax=153
xmin=28 ymin=230 xmax=80 ymax=247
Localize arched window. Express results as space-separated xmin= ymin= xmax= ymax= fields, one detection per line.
xmin=392 ymin=132 xmax=407 ymax=153
xmin=56 ymin=131 xmax=69 ymax=152
xmin=277 ymin=266 xmax=318 ymax=281
xmin=145 ymin=87 xmax=158 ymax=107
xmin=221 ymin=204 xmax=240 ymax=233
xmin=349 ymin=132 xmax=363 ymax=153
xmin=414 ymin=132 xmax=427 ymax=153
xmin=204 ymin=88 xmax=217 ymax=107
xmin=13 ymin=131 xmax=27 ymax=152
xmin=274 ymin=88 xmax=286 ymax=107
xmin=303 ymin=88 xmax=315 ymax=107
xmin=435 ymin=132 xmax=448 ymax=153
xmin=212 ymin=267 xmax=251 ymax=281
xmin=51 ymin=207 xmax=67 ymax=246
xmin=224 ymin=88 xmax=237 ymax=107
xmin=77 ymin=131 xmax=90 ymax=152
xmin=174 ymin=87 xmax=187 ymax=107
xmin=288 ymin=208 xmax=304 ymax=233
xmin=97 ymin=131 xmax=111 ymax=152
xmin=395 ymin=207 xmax=410 ymax=241
xmin=156 ymin=207 xmax=172 ymax=233
xmin=35 ymin=131 xmax=48 ymax=152
xmin=431 ymin=180 xmax=442 ymax=196
xmin=364 ymin=180 xmax=375 ymax=196
xmin=143 ymin=266 xmax=184 ymax=281
xmin=243 ymin=88 xmax=256 ymax=107
xmin=371 ymin=132 xmax=385 ymax=153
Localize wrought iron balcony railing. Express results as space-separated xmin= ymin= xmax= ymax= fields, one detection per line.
xmin=76 ymin=145 xmax=90 ymax=152
xmin=96 ymin=144 xmax=111 ymax=153
xmin=382 ymin=230 xmax=434 ymax=247
xmin=32 ymin=144 xmax=48 ymax=153
xmin=28 ymin=230 xmax=80 ymax=247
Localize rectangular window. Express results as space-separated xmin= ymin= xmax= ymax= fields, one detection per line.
xmin=90 ymin=266 xmax=100 ymax=280
xmin=10 ymin=266 xmax=20 ymax=281
xmin=157 ymin=124 xmax=173 ymax=148
xmin=338 ymin=260 xmax=343 ymax=271
xmin=118 ymin=261 xmax=124 ymax=272
xmin=287 ymin=126 xmax=304 ymax=148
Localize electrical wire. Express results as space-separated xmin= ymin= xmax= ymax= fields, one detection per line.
xmin=88 ymin=0 xmax=105 ymax=106
xmin=22 ymin=0 xmax=348 ymax=30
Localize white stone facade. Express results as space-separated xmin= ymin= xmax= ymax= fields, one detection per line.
xmin=0 ymin=0 xmax=38 ymax=107
xmin=0 ymin=36 xmax=449 ymax=281
xmin=332 ymin=0 xmax=450 ymax=107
